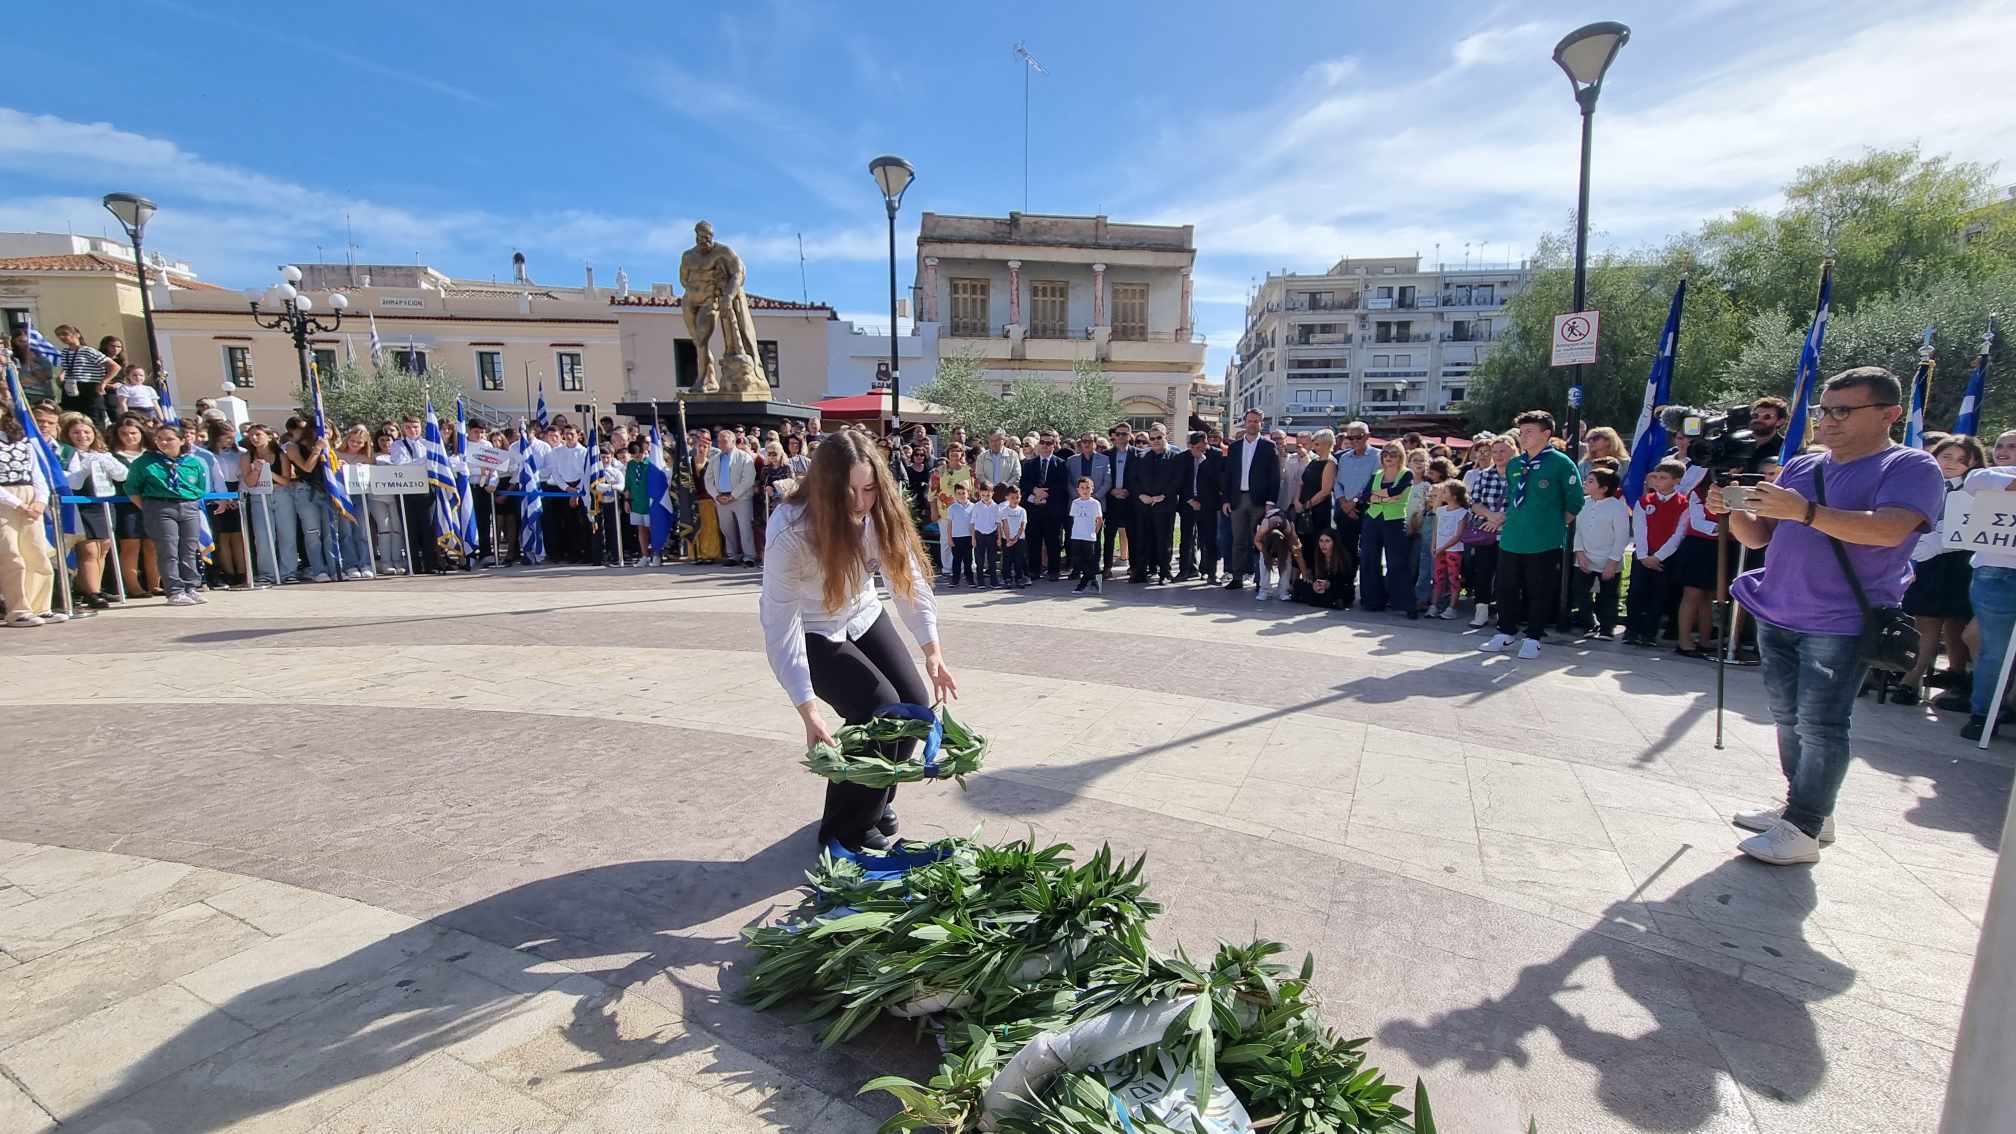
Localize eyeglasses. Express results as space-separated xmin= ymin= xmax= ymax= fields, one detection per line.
xmin=1810 ymin=402 xmax=1898 ymax=422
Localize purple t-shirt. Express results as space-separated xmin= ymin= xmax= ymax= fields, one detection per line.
xmin=1731 ymin=445 xmax=1945 ymax=635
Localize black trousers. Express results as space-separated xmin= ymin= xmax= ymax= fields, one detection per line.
xmin=805 ymin=613 xmax=930 ymax=845
xmin=1571 ymin=565 xmax=1622 ymax=632
xmin=1029 ymin=509 xmax=1063 ymax=578
xmin=1358 ymin=515 xmax=1412 ymax=611
xmin=1466 ymin=543 xmax=1500 ymax=606
xmin=401 ymin=493 xmax=439 ymax=572
xmin=473 ymin=486 xmax=494 ymax=560
xmin=1496 ymin=548 xmax=1563 ymax=637
xmin=1134 ymin=506 xmax=1174 ymax=580
xmin=1102 ymin=496 xmax=1134 ymax=575
xmin=1626 ymin=558 xmax=1674 ymax=640
xmin=1178 ymin=504 xmax=1217 ymax=577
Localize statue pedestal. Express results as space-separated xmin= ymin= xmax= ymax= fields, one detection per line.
xmin=713 ymin=353 xmax=771 ymax=398
xmin=615 ymin=394 xmax=819 ymax=434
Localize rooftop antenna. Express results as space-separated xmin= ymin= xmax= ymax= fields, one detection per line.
xmin=1013 ymin=42 xmax=1045 ymax=213
xmin=345 ymin=212 xmax=358 ymax=287
xmin=797 ymin=232 xmax=808 ymax=304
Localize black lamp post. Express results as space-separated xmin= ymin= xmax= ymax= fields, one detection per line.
xmin=1551 ymin=20 xmax=1628 ymax=623
xmin=869 ymin=154 xmax=915 ymax=435
xmin=101 ymin=192 xmax=163 ymax=383
xmin=1551 ymin=21 xmax=1629 ymax=451
xmin=249 ymin=265 xmax=349 ymax=389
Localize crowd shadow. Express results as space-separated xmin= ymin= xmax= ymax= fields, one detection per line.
xmin=1378 ymin=855 xmax=1849 ymax=1131
xmin=70 ymin=826 xmax=915 ymax=1133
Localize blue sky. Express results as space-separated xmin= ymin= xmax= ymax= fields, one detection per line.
xmin=4 ymin=0 xmax=2010 ymax=378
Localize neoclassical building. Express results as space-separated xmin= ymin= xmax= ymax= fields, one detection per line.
xmin=913 ymin=212 xmax=1204 ymax=432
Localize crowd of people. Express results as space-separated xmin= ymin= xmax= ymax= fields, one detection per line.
xmin=2 ymin=322 xmax=2003 ymax=863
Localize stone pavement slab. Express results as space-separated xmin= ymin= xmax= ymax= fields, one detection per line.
xmin=0 ymin=566 xmax=2004 ymax=1132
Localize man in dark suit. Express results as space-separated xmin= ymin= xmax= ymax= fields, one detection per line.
xmin=1130 ymin=426 xmax=1183 ymax=583
xmin=1064 ymin=431 xmax=1109 ymax=577
xmin=1219 ymin=408 xmax=1280 ymax=590
xmin=1018 ymin=429 xmax=1070 ymax=580
xmin=1177 ymin=429 xmax=1224 ymax=581
xmin=1102 ymin=423 xmax=1138 ymax=580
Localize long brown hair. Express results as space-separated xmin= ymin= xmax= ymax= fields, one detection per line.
xmin=790 ymin=431 xmax=926 ymax=612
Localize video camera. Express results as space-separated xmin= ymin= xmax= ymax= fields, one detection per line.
xmin=1655 ymin=404 xmax=1766 ymax=478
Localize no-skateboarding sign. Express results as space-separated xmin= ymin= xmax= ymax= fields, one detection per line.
xmin=1551 ymin=310 xmax=1600 ymax=367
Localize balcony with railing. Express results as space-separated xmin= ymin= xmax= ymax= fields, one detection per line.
xmin=1290 ymin=333 xmax=1353 ymax=348
xmin=1284 ymin=296 xmax=1360 ymax=312
xmin=1371 ymin=333 xmax=1433 ymax=344
xmin=1439 ymin=291 xmax=1507 ymax=309
xmin=1439 ymin=330 xmax=1496 ymax=342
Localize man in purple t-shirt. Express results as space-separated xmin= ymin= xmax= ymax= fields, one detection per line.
xmin=1707 ymin=367 xmax=1944 ymax=866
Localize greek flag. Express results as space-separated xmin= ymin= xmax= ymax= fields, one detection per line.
xmin=1778 ymin=262 xmax=1833 ymax=461
xmin=1955 ymin=321 xmax=1994 ymax=438
xmin=367 ymin=312 xmax=383 ymax=365
xmin=1624 ymin=278 xmax=1686 ymax=502
xmin=422 ymin=398 xmax=468 ymax=559
xmin=647 ymin=420 xmax=676 ymax=557
xmin=534 ymin=383 xmax=549 ymax=429
xmin=453 ymin=395 xmax=478 ymax=554
xmin=309 ymin=359 xmax=356 ymax=522
xmin=23 ymin=324 xmax=60 ymax=369
xmin=1903 ymin=328 xmax=1935 ymax=450
xmin=5 ymin=361 xmax=68 ymax=547
xmin=581 ymin=415 xmax=601 ymax=539
xmin=516 ymin=424 xmax=545 ymax=563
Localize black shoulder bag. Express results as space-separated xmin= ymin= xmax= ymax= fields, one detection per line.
xmin=1812 ymin=464 xmax=1918 ymax=673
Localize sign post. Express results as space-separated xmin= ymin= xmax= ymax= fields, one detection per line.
xmin=1551 ymin=310 xmax=1600 ymax=367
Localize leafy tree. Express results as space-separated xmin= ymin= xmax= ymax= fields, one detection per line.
xmin=301 ymin=360 xmax=467 ymax=431
xmin=1463 ymin=234 xmax=1744 ymax=432
xmin=915 ymin=353 xmax=1124 ymax=439
xmin=1721 ymin=267 xmax=2016 ymax=439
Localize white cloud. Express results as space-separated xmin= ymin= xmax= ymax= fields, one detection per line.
xmin=1451 ymin=22 xmax=1548 ymax=69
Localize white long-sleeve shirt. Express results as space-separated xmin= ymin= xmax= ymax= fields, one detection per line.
xmin=1631 ymin=491 xmax=1689 ymax=563
xmin=759 ymin=502 xmax=938 ymax=707
xmin=66 ymin=449 xmax=129 ymax=498
xmin=542 ymin=443 xmax=589 ymax=489
xmin=1573 ymin=495 xmax=1632 ymax=567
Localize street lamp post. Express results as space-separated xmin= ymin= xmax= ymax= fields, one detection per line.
xmin=101 ymin=193 xmax=163 ymax=385
xmin=248 ymin=265 xmax=349 ymax=390
xmin=1551 ymin=20 xmax=1629 ymax=622
xmin=869 ymin=154 xmax=915 ymax=436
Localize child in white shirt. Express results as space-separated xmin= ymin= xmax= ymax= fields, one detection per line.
xmin=998 ymin=486 xmax=1030 ymax=587
xmin=114 ymin=370 xmax=161 ymax=416
xmin=945 ymin=482 xmax=976 ymax=586
xmin=1068 ymin=477 xmax=1104 ymax=593
xmin=1429 ymin=480 xmax=1470 ymax=618
xmin=1573 ymin=466 xmax=1633 ymax=637
xmin=971 ymin=484 xmax=1003 ymax=587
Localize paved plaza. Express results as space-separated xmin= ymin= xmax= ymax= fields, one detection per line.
xmin=0 ymin=565 xmax=2006 ymax=1133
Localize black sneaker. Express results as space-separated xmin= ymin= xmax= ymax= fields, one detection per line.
xmin=876 ymin=807 xmax=899 ymax=837
xmin=1933 ymin=689 xmax=1971 ymax=712
xmin=1961 ymin=715 xmax=1987 ymax=741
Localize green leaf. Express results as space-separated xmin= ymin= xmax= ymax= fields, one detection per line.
xmin=808 ymin=911 xmax=895 ymax=939
xmin=1413 ymin=1078 xmax=1437 ymax=1134
xmin=907 ymin=923 xmax=952 ymax=942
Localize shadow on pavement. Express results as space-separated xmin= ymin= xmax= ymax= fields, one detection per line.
xmin=1378 ymin=855 xmax=1849 ymax=1131
xmin=71 ymin=825 xmax=914 ymax=1133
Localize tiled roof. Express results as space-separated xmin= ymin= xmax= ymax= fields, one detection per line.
xmin=609 ymin=292 xmax=834 ymax=316
xmin=0 ymin=252 xmax=226 ymax=290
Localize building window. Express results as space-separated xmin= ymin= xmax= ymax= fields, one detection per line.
xmin=557 ymin=351 xmax=584 ymax=391
xmin=1311 ymin=389 xmax=1331 ymax=402
xmin=225 ymin=346 xmax=255 ymax=387
xmin=392 ymin=348 xmax=428 ymax=374
xmin=1112 ymin=283 xmax=1147 ymax=340
xmin=951 ymin=278 xmax=990 ymax=336
xmin=476 ymin=350 xmax=505 ymax=391
xmin=310 ymin=348 xmax=337 ymax=379
xmin=759 ymin=341 xmax=780 ymax=389
xmin=1030 ymin=280 xmax=1068 ymax=338
xmin=1446 ymin=386 xmax=1466 ymax=403
xmin=1001 ymin=383 xmax=1013 ymax=397
xmin=1395 ymin=354 xmax=1411 ymax=366
xmin=1372 ymin=354 xmax=1391 ymax=368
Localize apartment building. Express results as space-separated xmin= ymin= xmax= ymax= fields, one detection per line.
xmin=915 ymin=212 xmax=1204 ymax=431
xmin=1230 ymin=254 xmax=1529 ymax=430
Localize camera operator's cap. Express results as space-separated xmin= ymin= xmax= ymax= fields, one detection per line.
xmin=1188 ymin=430 xmax=1207 ymax=445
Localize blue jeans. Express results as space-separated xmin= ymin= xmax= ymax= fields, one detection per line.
xmin=271 ymin=484 xmax=330 ymax=580
xmin=1414 ymin=523 xmax=1436 ymax=608
xmin=1970 ymin=566 xmax=2016 ymax=717
xmin=1756 ymin=621 xmax=1867 ymax=838
xmin=331 ymin=499 xmax=370 ymax=574
xmin=245 ymin=495 xmax=280 ymax=585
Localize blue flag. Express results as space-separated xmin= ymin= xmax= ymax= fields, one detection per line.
xmin=1954 ymin=321 xmax=1994 ymax=438
xmin=516 ymin=424 xmax=545 ymax=564
xmin=1624 ymin=278 xmax=1686 ymax=502
xmin=535 ymin=383 xmax=549 ymax=429
xmin=422 ymin=398 xmax=467 ymax=559
xmin=648 ymin=419 xmax=675 ymax=557
xmin=453 ymin=395 xmax=479 ymax=554
xmin=1778 ymin=263 xmax=1833 ymax=461
xmin=1902 ymin=328 xmax=1934 ymax=450
xmin=5 ymin=361 xmax=68 ymax=549
xmin=23 ymin=325 xmax=60 ymax=369
xmin=309 ymin=358 xmax=357 ymax=523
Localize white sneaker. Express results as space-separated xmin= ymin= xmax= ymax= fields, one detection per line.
xmin=7 ymin=612 xmax=45 ymax=627
xmin=1479 ymin=632 xmax=1513 ymax=653
xmin=185 ymin=592 xmax=207 ymax=604
xmin=342 ymin=568 xmax=362 ymax=581
xmin=1276 ymin=584 xmax=1290 ymax=601
xmin=1517 ymin=638 xmax=1541 ymax=660
xmin=1739 ymin=818 xmax=1822 ymax=865
xmin=167 ymin=593 xmax=198 ymax=607
xmin=40 ymin=611 xmax=69 ymax=624
xmin=311 ymin=573 xmax=333 ymax=583
xmin=1437 ymin=607 xmax=1458 ymax=619
xmin=358 ymin=569 xmax=376 ymax=580
xmin=1255 ymin=586 xmax=1268 ymax=601
xmin=1470 ymin=603 xmax=1491 ymax=628
xmin=1733 ymin=805 xmax=1835 ymax=844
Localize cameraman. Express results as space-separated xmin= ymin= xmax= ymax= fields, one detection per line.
xmin=1741 ymin=395 xmax=1789 ymax=473
xmin=1707 ymin=367 xmax=1943 ymax=865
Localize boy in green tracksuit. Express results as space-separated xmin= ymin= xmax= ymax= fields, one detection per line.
xmin=624 ymin=441 xmax=654 ymax=562
xmin=127 ymin=422 xmax=212 ymax=606
xmin=1480 ymin=409 xmax=1584 ymax=660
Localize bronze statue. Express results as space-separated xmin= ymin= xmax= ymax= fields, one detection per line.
xmin=679 ymin=221 xmax=770 ymax=397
